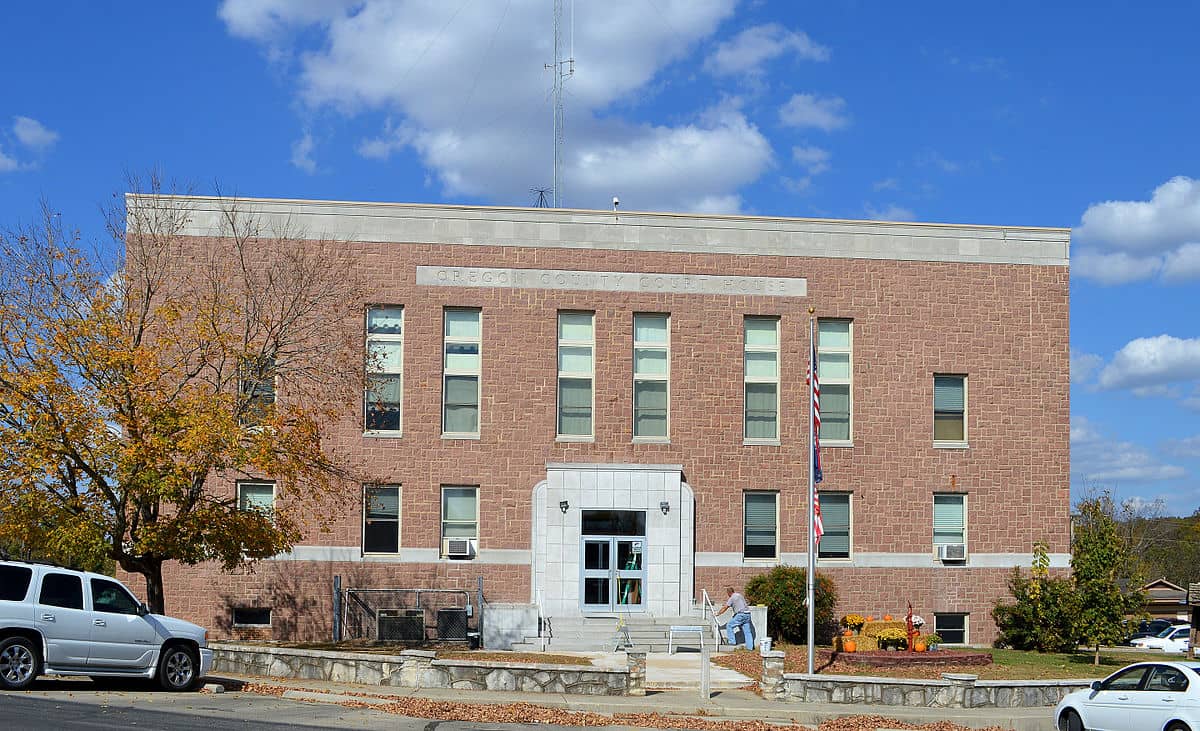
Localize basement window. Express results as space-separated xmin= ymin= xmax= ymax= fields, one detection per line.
xmin=232 ymin=607 xmax=272 ymax=627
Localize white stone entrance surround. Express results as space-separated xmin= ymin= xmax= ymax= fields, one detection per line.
xmin=532 ymin=464 xmax=694 ymax=617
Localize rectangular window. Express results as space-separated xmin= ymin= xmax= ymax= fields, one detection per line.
xmin=239 ymin=355 xmax=276 ymax=426
xmin=934 ymin=613 xmax=968 ymax=644
xmin=238 ymin=481 xmax=275 ymax=513
xmin=558 ymin=312 xmax=594 ymax=437
xmin=233 ymin=607 xmax=272 ymax=627
xmin=818 ymin=319 xmax=852 ymax=442
xmin=934 ymin=375 xmax=966 ymax=443
xmin=90 ymin=578 xmax=141 ymax=615
xmin=633 ymin=313 xmax=669 ymax=439
xmin=441 ymin=485 xmax=478 ymax=542
xmin=365 ymin=306 xmax=403 ymax=433
xmin=0 ymin=565 xmax=33 ymax=601
xmin=817 ymin=492 xmax=851 ymax=559
xmin=443 ymin=308 xmax=481 ymax=436
xmin=933 ymin=493 xmax=966 ymax=545
xmin=363 ymin=485 xmax=400 ymax=554
xmin=743 ymin=492 xmax=778 ymax=560
xmin=744 ymin=317 xmax=780 ymax=441
xmin=38 ymin=573 xmax=83 ymax=610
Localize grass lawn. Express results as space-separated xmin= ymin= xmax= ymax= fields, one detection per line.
xmin=713 ymin=643 xmax=1178 ymax=680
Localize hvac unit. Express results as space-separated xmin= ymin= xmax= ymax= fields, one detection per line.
xmin=937 ymin=543 xmax=968 ymax=562
xmin=377 ymin=609 xmax=425 ymax=642
xmin=442 ymin=537 xmax=475 ymax=559
xmin=437 ymin=608 xmax=469 ymax=640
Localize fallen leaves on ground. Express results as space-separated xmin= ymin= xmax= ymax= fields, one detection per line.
xmin=241 ymin=681 xmax=1013 ymax=731
xmin=713 ymin=648 xmax=999 ymax=681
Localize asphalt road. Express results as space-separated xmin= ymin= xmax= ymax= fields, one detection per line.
xmin=4 ymin=680 xmax=640 ymax=731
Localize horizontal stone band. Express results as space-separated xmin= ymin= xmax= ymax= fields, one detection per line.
xmin=416 ymin=266 xmax=808 ymax=297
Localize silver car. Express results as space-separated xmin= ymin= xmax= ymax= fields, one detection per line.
xmin=1055 ymin=661 xmax=1200 ymax=731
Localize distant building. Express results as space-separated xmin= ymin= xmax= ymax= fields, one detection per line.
xmin=138 ymin=196 xmax=1071 ymax=647
xmin=1144 ymin=578 xmax=1188 ymax=622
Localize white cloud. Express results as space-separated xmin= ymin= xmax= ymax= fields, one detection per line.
xmin=220 ymin=0 xmax=767 ymax=212
xmin=781 ymin=176 xmax=813 ymax=195
xmin=872 ymin=177 xmax=899 ymax=192
xmin=1071 ymin=415 xmax=1187 ymax=483
xmin=290 ymin=132 xmax=317 ymax=174
xmin=12 ymin=116 xmax=58 ymax=150
xmin=863 ymin=203 xmax=915 ymax=221
xmin=779 ymin=93 xmax=848 ymax=131
xmin=791 ymin=145 xmax=830 ymax=175
xmin=703 ymin=23 xmax=828 ymax=77
xmin=1096 ymin=335 xmax=1200 ymax=391
xmin=1070 ymin=349 xmax=1103 ymax=384
xmin=0 ymin=146 xmax=18 ymax=173
xmin=1074 ymin=177 xmax=1200 ymax=284
xmin=1164 ymin=435 xmax=1200 ymax=458
xmin=1071 ymin=250 xmax=1162 ymax=285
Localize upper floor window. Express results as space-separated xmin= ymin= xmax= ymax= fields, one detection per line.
xmin=934 ymin=375 xmax=966 ymax=444
xmin=365 ymin=306 xmax=403 ymax=433
xmin=238 ymin=481 xmax=275 ymax=514
xmin=743 ymin=491 xmax=779 ymax=560
xmin=818 ymin=319 xmax=852 ymax=443
xmin=744 ymin=317 xmax=780 ymax=441
xmin=933 ymin=493 xmax=966 ymax=545
xmin=558 ymin=312 xmax=594 ymax=438
xmin=817 ymin=492 xmax=851 ymax=559
xmin=441 ymin=486 xmax=478 ymax=559
xmin=239 ymin=355 xmax=276 ymax=426
xmin=363 ymin=484 xmax=400 ymax=554
xmin=443 ymin=308 xmax=481 ymax=437
xmin=633 ymin=314 xmax=669 ymax=439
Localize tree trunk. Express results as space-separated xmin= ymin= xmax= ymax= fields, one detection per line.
xmin=1093 ymin=644 xmax=1101 ymax=665
xmin=142 ymin=559 xmax=166 ymax=614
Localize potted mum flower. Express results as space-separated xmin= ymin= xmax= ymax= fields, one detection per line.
xmin=925 ymin=632 xmax=942 ymax=651
xmin=841 ymin=613 xmax=866 ymax=633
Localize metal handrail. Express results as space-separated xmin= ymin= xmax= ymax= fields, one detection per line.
xmin=701 ymin=589 xmax=721 ymax=644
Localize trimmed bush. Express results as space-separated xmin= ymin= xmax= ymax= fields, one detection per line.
xmin=744 ymin=565 xmax=838 ymax=644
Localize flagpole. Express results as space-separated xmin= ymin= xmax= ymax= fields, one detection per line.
xmin=807 ymin=310 xmax=816 ymax=675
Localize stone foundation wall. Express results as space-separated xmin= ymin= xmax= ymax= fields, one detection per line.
xmin=779 ymin=671 xmax=1089 ymax=708
xmin=211 ymin=643 xmax=632 ymax=695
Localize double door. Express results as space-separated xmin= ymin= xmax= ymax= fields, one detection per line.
xmin=581 ymin=536 xmax=645 ymax=612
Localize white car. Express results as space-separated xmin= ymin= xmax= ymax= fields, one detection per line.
xmin=0 ymin=560 xmax=212 ymax=691
xmin=1133 ymin=625 xmax=1193 ymax=654
xmin=1055 ymin=661 xmax=1200 ymax=731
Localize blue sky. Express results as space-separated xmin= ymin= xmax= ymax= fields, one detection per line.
xmin=3 ymin=1 xmax=1198 ymax=514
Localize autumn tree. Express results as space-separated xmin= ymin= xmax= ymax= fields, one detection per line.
xmin=0 ymin=176 xmax=363 ymax=612
xmin=1072 ymin=493 xmax=1146 ymax=665
xmin=992 ymin=541 xmax=1080 ymax=652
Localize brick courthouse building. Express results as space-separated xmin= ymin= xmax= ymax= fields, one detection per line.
xmin=142 ymin=195 xmax=1070 ymax=646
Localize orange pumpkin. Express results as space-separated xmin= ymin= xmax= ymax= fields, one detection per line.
xmin=843 ymin=629 xmax=853 ymax=637
xmin=866 ymin=616 xmax=874 ymax=621
xmin=914 ymin=640 xmax=927 ymax=652
xmin=843 ymin=639 xmax=857 ymax=653
xmin=883 ymin=614 xmax=893 ymax=621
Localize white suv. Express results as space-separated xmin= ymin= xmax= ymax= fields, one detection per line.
xmin=0 ymin=560 xmax=212 ymax=691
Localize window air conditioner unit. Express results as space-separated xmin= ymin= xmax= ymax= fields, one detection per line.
xmin=937 ymin=543 xmax=968 ymax=562
xmin=443 ymin=538 xmax=475 ymax=559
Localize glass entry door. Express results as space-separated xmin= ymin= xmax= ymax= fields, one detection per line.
xmin=580 ymin=510 xmax=646 ymax=612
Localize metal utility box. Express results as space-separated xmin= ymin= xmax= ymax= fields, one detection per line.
xmin=437 ymin=608 xmax=469 ymax=641
xmin=378 ymin=609 xmax=424 ymax=642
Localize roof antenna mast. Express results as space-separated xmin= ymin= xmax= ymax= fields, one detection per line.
xmin=545 ymin=0 xmax=574 ymax=208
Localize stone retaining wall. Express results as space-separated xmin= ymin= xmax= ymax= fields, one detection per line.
xmin=761 ymin=653 xmax=1088 ymax=709
xmin=211 ymin=643 xmax=634 ymax=696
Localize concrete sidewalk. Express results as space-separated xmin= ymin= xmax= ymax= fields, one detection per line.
xmin=211 ymin=673 xmax=1055 ymax=731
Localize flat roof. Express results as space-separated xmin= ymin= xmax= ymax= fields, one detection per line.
xmin=128 ymin=194 xmax=1071 ymax=267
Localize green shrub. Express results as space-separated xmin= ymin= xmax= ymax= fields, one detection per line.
xmin=744 ymin=565 xmax=838 ymax=644
xmin=992 ymin=567 xmax=1080 ymax=652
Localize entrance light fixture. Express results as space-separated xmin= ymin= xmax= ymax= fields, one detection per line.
xmin=559 ymin=500 xmax=569 ymax=514
xmin=659 ymin=501 xmax=670 ymax=515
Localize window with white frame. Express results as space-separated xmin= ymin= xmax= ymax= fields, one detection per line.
xmin=441 ymin=486 xmax=478 ymax=554
xmin=633 ymin=313 xmax=669 ymax=439
xmin=817 ymin=492 xmax=851 ymax=559
xmin=443 ymin=308 xmax=481 ymax=436
xmin=557 ymin=312 xmax=594 ymax=437
xmin=743 ymin=492 xmax=778 ymax=560
xmin=363 ymin=485 xmax=400 ymax=554
xmin=933 ymin=613 xmax=968 ymax=644
xmin=365 ymin=306 xmax=403 ymax=433
xmin=237 ymin=481 xmax=275 ymax=513
xmin=239 ymin=355 xmax=276 ymax=426
xmin=744 ymin=317 xmax=780 ymax=440
xmin=933 ymin=375 xmax=966 ymax=443
xmin=818 ymin=319 xmax=852 ymax=442
xmin=933 ymin=493 xmax=966 ymax=545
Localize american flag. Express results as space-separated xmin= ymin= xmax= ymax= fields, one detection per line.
xmin=808 ymin=336 xmax=824 ymax=546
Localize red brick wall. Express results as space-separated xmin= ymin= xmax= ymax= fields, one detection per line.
xmin=140 ymin=233 xmax=1069 ymax=645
